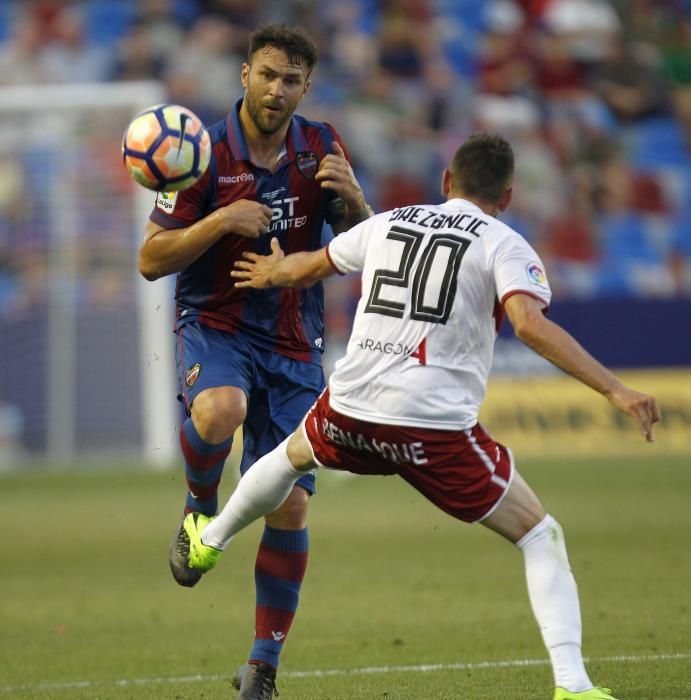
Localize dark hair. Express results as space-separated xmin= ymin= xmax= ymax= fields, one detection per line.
xmin=248 ymin=24 xmax=318 ymax=74
xmin=449 ymin=133 xmax=514 ymax=204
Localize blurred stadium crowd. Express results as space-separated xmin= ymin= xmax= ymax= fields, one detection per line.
xmin=0 ymin=0 xmax=691 ymax=302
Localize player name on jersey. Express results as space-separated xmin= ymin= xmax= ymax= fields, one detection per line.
xmin=390 ymin=205 xmax=488 ymax=236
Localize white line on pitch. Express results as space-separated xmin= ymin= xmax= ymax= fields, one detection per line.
xmin=1 ymin=652 xmax=689 ymax=694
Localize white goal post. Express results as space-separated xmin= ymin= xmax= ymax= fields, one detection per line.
xmin=0 ymin=82 xmax=177 ymax=468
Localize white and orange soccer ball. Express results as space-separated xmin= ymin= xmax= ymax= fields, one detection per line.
xmin=121 ymin=104 xmax=211 ymax=191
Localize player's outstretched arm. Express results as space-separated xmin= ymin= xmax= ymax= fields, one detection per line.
xmin=231 ymin=237 xmax=336 ymax=289
xmin=138 ymin=200 xmax=273 ymax=280
xmin=504 ymin=293 xmax=661 ymax=442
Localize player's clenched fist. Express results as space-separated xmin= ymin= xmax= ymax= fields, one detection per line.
xmin=316 ymin=141 xmax=367 ymax=213
xmin=219 ymin=199 xmax=274 ymax=238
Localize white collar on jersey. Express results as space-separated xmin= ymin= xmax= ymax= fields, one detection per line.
xmin=443 ymin=198 xmax=483 ymax=213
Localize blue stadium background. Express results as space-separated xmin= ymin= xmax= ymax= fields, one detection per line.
xmin=0 ymin=0 xmax=689 ymax=461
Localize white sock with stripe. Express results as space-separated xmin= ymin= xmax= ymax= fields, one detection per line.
xmin=201 ymin=438 xmax=303 ymax=550
xmin=516 ymin=514 xmax=592 ymax=692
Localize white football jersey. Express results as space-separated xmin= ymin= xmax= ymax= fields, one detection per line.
xmin=326 ymin=198 xmax=551 ymax=430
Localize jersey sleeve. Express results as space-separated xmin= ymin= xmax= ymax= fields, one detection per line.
xmin=148 ymin=170 xmax=210 ymax=229
xmin=492 ymin=232 xmax=552 ymax=310
xmin=326 ymin=217 xmax=372 ymax=274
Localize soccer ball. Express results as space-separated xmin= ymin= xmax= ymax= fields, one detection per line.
xmin=121 ymin=104 xmax=211 ymax=191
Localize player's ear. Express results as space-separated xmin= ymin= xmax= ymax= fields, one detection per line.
xmin=301 ymin=78 xmax=311 ymax=100
xmin=498 ymin=185 xmax=513 ymax=212
xmin=241 ymin=63 xmax=250 ymax=89
xmin=441 ymin=168 xmax=452 ymax=198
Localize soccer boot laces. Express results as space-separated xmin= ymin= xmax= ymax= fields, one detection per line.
xmin=183 ymin=512 xmax=221 ymax=572
xmin=232 ymin=662 xmax=279 ymax=699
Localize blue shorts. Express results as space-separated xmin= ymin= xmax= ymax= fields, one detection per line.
xmin=176 ymin=321 xmax=324 ymax=494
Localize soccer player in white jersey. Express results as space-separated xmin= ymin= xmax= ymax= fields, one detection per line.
xmin=177 ymin=133 xmax=660 ymax=700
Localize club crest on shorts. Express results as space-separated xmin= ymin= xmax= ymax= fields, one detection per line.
xmin=296 ymin=151 xmax=319 ymax=179
xmin=185 ymin=362 xmax=201 ymax=387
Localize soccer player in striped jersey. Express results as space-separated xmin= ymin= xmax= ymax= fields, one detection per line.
xmin=138 ymin=24 xmax=372 ymax=700
xmin=179 ymin=133 xmax=660 ymax=699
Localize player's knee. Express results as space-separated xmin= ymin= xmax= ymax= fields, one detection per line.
xmin=516 ymin=513 xmax=568 ymax=554
xmin=191 ymin=387 xmax=246 ymax=441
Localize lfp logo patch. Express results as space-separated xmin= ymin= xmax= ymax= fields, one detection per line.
xmin=526 ymin=262 xmax=548 ymax=289
xmin=156 ymin=191 xmax=178 ymax=213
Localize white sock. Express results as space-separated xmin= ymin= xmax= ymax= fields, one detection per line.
xmin=516 ymin=514 xmax=592 ymax=692
xmin=201 ymin=438 xmax=304 ymax=550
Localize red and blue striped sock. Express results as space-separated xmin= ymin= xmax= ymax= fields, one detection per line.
xmin=179 ymin=418 xmax=232 ymax=516
xmin=249 ymin=526 xmax=309 ymax=669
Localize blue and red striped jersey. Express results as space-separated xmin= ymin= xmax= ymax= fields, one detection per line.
xmin=149 ymin=100 xmax=350 ymax=363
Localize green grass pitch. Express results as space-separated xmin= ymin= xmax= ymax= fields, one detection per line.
xmin=1 ymin=454 xmax=689 ymax=699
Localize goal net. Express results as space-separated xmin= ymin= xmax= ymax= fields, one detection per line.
xmin=0 ymin=82 xmax=177 ymax=469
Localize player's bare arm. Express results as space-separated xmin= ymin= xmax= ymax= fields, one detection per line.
xmin=505 ymin=293 xmax=661 ymax=442
xmin=316 ymin=141 xmax=374 ymax=232
xmin=138 ymin=199 xmax=274 ymax=280
xmin=231 ymin=237 xmax=335 ymax=289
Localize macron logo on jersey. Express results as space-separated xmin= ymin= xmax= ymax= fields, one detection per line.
xmin=218 ymin=173 xmax=255 ymax=184
xmin=156 ymin=191 xmax=178 ymax=213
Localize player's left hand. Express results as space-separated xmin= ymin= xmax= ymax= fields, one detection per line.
xmin=231 ymin=237 xmax=285 ymax=289
xmin=315 ymin=141 xmax=367 ymax=213
xmin=607 ymin=384 xmax=661 ymax=442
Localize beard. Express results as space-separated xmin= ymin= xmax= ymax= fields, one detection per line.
xmin=244 ymin=90 xmax=292 ymax=135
